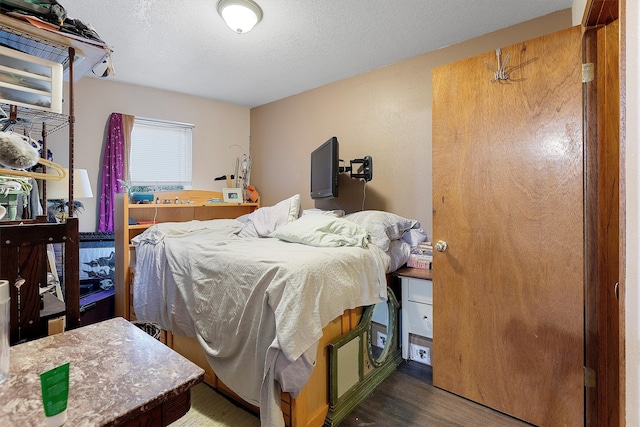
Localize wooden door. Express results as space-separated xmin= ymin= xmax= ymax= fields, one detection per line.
xmin=432 ymin=26 xmax=583 ymax=426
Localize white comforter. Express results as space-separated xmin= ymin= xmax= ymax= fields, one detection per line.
xmin=132 ymin=219 xmax=389 ymax=426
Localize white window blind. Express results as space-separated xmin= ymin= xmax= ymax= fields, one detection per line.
xmin=129 ymin=118 xmax=193 ymax=188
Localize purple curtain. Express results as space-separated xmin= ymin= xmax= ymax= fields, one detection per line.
xmin=98 ymin=113 xmax=127 ymax=232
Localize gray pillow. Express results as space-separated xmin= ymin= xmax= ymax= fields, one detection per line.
xmin=343 ymin=210 xmax=417 ymax=252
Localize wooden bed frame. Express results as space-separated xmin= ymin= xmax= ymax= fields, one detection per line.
xmin=162 ymin=278 xmax=402 ymax=427
xmin=166 ymin=306 xmax=367 ymax=427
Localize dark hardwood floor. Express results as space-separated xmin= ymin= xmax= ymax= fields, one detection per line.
xmin=339 ymin=361 xmax=533 ymax=427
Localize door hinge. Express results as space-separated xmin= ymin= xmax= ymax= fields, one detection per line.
xmin=582 ymin=63 xmax=595 ymax=82
xmin=584 ymin=366 xmax=597 ymax=387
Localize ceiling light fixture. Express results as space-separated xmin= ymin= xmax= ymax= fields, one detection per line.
xmin=217 ymin=0 xmax=263 ymax=34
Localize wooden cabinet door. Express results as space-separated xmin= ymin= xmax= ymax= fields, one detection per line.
xmin=432 ymin=26 xmax=583 ymax=426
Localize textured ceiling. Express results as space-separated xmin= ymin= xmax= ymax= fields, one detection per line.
xmin=61 ymin=0 xmax=573 ymax=108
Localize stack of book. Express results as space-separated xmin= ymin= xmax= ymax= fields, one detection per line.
xmin=407 ymin=242 xmax=433 ymax=269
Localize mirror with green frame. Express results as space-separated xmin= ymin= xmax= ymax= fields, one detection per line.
xmin=326 ymin=287 xmax=402 ymax=426
xmin=368 ymin=300 xmax=390 ymax=363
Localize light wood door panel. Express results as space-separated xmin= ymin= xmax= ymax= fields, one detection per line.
xmin=432 ymin=26 xmax=583 ymax=426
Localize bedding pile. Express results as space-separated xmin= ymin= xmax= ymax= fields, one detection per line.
xmin=132 ymin=196 xmax=391 ymax=426
xmin=342 ymin=210 xmax=428 ymax=272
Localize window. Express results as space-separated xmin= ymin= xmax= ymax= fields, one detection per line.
xmin=129 ymin=118 xmax=193 ymax=189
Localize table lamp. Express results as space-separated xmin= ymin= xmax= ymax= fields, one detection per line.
xmin=46 ymin=168 xmax=93 ymax=218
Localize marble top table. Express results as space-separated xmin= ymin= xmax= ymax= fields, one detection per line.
xmin=0 ymin=317 xmax=204 ymax=426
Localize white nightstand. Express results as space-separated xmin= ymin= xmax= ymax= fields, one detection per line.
xmin=396 ymin=267 xmax=433 ymax=363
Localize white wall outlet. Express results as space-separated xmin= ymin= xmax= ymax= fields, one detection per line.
xmin=410 ymin=343 xmax=431 ymax=365
xmin=376 ymin=332 xmax=387 ymax=348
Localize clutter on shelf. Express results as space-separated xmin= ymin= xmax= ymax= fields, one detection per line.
xmin=407 ymin=241 xmax=433 ymax=270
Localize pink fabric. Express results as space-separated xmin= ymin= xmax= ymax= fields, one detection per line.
xmin=98 ymin=113 xmax=125 ymax=232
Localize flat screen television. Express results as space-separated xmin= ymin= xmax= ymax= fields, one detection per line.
xmin=310 ymin=136 xmax=339 ymax=199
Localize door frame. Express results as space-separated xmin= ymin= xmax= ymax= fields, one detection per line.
xmin=581 ymin=1 xmax=623 ymax=426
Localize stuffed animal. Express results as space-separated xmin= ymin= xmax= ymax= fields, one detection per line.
xmin=246 ymin=185 xmax=260 ymax=203
xmin=0 ymin=132 xmax=39 ymax=169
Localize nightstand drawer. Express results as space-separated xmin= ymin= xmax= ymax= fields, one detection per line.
xmin=405 ymin=301 xmax=433 ymax=338
xmin=407 ymin=278 xmax=432 ymax=305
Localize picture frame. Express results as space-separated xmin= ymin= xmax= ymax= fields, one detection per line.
xmin=223 ymin=187 xmax=243 ymax=203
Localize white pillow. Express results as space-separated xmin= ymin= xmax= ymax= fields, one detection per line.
xmin=403 ymin=227 xmax=428 ymax=247
xmin=270 ymin=214 xmax=368 ymax=247
xmin=238 ymin=194 xmax=302 ymax=238
xmin=386 ymin=239 xmax=411 ymax=273
xmin=343 ymin=210 xmax=417 ymax=251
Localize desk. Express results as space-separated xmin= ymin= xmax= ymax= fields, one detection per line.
xmin=0 ymin=317 xmax=204 ymax=426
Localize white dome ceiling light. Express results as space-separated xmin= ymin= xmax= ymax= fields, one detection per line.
xmin=217 ymin=0 xmax=263 ymax=34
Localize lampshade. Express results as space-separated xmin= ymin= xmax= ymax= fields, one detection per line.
xmin=218 ymin=0 xmax=263 ymax=33
xmin=46 ymin=168 xmax=94 ymax=200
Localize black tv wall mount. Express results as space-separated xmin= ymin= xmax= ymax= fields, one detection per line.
xmin=341 ymin=155 xmax=373 ymax=182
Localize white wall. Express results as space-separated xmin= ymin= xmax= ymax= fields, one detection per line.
xmin=46 ymin=78 xmax=250 ymax=232
xmin=250 ymin=11 xmax=572 ymax=237
xmin=626 ymin=1 xmax=639 ymax=425
xmin=572 ymin=0 xmax=588 ymax=25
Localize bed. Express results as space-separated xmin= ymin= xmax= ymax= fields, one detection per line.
xmin=130 ymin=194 xmax=424 ymax=426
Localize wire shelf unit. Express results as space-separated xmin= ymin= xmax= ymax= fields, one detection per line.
xmin=1 ymin=103 xmax=69 ymax=136
xmin=0 ymin=22 xmax=73 ymax=66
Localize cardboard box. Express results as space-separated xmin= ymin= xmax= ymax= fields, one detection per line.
xmin=407 ymin=253 xmax=432 ymax=269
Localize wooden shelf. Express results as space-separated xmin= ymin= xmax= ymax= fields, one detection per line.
xmin=394 ymin=266 xmax=433 ymax=281
xmin=128 ymin=224 xmax=154 ymax=230
xmin=128 ymin=202 xmax=258 ymax=209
